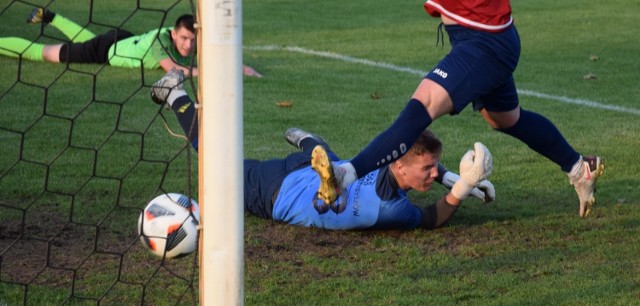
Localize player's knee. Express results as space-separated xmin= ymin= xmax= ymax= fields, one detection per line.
xmin=42 ymin=45 xmax=62 ymax=63
xmin=482 ymin=107 xmax=520 ymax=129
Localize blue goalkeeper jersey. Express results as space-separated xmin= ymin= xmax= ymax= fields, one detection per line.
xmin=271 ymin=163 xmax=423 ymax=230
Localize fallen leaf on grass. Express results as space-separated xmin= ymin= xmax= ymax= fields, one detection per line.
xmin=276 ymin=101 xmax=293 ymax=108
xmin=370 ymin=92 xmax=382 ymax=100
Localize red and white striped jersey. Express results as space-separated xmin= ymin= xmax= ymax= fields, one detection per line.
xmin=424 ymin=0 xmax=513 ymax=32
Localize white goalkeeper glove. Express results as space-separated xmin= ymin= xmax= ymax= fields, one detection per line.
xmin=442 ymin=171 xmax=495 ymax=203
xmin=450 ymin=142 xmax=493 ymax=201
xmin=473 ymin=179 xmax=495 ymax=203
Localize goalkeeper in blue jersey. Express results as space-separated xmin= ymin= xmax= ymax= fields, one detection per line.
xmin=247 ymin=128 xmax=494 ymax=230
xmin=0 ymin=8 xmax=262 ymax=78
xmin=150 ymin=69 xmax=495 ymax=230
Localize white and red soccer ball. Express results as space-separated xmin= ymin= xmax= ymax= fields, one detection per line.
xmin=138 ymin=193 xmax=200 ymax=259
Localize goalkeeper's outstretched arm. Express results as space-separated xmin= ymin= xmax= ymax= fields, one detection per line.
xmin=419 ymin=142 xmax=493 ymax=229
xmin=418 ymin=195 xmax=460 ymax=230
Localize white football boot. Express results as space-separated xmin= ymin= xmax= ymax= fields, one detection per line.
xmin=571 ymin=155 xmax=604 ymax=217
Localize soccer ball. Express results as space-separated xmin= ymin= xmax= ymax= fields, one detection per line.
xmin=138 ymin=193 xmax=200 ymax=259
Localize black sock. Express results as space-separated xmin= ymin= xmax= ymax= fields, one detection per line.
xmin=43 ymin=10 xmax=56 ymax=24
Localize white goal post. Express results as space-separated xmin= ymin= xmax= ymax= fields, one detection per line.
xmin=197 ymin=0 xmax=244 ymax=305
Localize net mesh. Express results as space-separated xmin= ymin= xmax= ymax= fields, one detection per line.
xmin=0 ymin=0 xmax=200 ymax=304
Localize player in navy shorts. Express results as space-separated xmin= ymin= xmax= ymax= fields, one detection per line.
xmin=313 ymin=0 xmax=603 ymax=218
xmin=429 ymin=24 xmax=520 ymax=115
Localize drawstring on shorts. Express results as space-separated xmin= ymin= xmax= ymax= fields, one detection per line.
xmin=435 ymin=22 xmax=446 ymax=49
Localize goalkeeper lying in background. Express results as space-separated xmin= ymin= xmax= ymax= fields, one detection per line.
xmin=149 ymin=69 xmax=495 ymax=230
xmin=0 ymin=7 xmax=262 ymax=78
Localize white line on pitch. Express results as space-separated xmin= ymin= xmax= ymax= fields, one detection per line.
xmin=247 ymin=45 xmax=640 ymax=116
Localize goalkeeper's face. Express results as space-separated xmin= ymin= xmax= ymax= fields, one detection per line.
xmin=395 ymin=152 xmax=440 ymax=192
xmin=171 ymin=27 xmax=196 ymax=57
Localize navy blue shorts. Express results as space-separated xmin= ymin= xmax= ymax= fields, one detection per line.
xmin=426 ymin=24 xmax=521 ymax=114
xmin=244 ymin=145 xmax=338 ymax=219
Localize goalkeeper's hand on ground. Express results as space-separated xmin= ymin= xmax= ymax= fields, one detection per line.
xmin=450 ymin=142 xmax=493 ymax=201
xmin=470 ymin=179 xmax=495 ymax=203
xmin=442 ymin=172 xmax=495 ymax=203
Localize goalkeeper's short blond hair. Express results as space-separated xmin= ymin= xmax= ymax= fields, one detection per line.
xmin=404 ymin=129 xmax=442 ymax=159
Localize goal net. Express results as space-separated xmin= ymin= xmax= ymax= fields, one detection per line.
xmin=0 ymin=0 xmax=209 ymax=304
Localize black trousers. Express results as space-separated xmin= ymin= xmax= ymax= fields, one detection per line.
xmin=59 ymin=29 xmax=134 ymax=64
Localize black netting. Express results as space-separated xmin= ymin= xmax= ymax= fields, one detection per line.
xmin=0 ymin=1 xmax=200 ymax=304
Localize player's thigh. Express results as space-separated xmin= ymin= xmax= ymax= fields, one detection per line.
xmin=411 ymin=78 xmax=454 ymax=119
xmin=476 ymin=79 xmax=520 ymax=128
xmin=426 ymin=42 xmax=516 ymax=115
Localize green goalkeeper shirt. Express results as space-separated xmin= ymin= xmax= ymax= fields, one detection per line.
xmin=107 ymin=27 xmax=196 ymax=69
